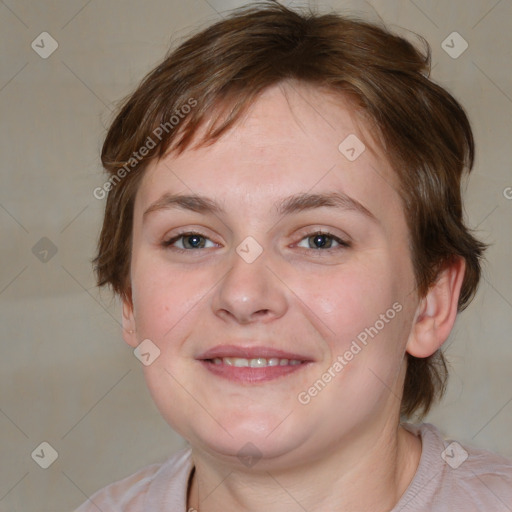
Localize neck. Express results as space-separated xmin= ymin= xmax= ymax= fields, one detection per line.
xmin=187 ymin=421 xmax=422 ymax=512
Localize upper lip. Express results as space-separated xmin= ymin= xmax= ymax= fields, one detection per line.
xmin=197 ymin=344 xmax=314 ymax=361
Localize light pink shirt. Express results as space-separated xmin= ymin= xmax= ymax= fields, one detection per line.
xmin=75 ymin=422 xmax=512 ymax=511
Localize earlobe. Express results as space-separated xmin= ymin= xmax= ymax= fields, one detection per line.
xmin=122 ymin=297 xmax=139 ymax=348
xmin=406 ymin=257 xmax=466 ymax=358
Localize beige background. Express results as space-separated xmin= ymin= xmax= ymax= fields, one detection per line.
xmin=0 ymin=1 xmax=511 ymax=510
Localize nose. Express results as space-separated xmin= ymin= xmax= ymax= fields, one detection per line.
xmin=211 ymin=246 xmax=288 ymax=325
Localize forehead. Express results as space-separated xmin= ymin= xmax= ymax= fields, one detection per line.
xmin=135 ymin=83 xmax=403 ymax=225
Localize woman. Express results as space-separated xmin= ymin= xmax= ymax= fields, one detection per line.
xmin=78 ymin=2 xmax=512 ymax=510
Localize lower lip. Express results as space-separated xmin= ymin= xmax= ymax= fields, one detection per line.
xmin=199 ymin=360 xmax=311 ymax=383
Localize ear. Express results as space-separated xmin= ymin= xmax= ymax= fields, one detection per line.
xmin=121 ymin=294 xmax=139 ymax=348
xmin=406 ymin=257 xmax=466 ymax=358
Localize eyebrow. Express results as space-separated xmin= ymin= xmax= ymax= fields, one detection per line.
xmin=143 ymin=193 xmax=223 ymax=218
xmin=143 ymin=191 xmax=378 ymax=223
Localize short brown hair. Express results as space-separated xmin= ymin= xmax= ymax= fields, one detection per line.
xmin=93 ymin=1 xmax=486 ymax=419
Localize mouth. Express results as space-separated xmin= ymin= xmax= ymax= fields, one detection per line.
xmin=210 ymin=356 xmax=304 ymax=367
xmin=197 ymin=345 xmax=313 ymax=384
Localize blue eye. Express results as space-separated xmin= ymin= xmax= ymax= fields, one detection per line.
xmin=162 ymin=231 xmax=350 ymax=253
xmin=163 ymin=233 xmax=215 ymax=250
xmin=297 ymin=232 xmax=349 ymax=250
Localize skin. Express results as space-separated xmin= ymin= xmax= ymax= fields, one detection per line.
xmin=122 ymin=82 xmax=465 ymax=511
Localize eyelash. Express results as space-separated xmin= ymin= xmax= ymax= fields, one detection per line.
xmin=296 ymin=231 xmax=351 ymax=252
xmin=161 ymin=230 xmax=351 ymax=254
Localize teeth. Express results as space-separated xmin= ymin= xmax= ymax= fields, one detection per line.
xmin=212 ymin=357 xmax=303 ymax=367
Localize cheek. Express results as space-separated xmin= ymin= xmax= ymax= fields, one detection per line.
xmin=130 ymin=253 xmax=211 ymax=339
xmin=297 ymin=262 xmax=398 ymax=339
xmin=293 ymin=260 xmax=411 ymax=392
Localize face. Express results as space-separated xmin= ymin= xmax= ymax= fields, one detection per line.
xmin=124 ymin=83 xmax=420 ymax=468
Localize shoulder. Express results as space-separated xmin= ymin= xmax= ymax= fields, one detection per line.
xmin=74 ymin=447 xmax=193 ymax=512
xmin=440 ymin=428 xmax=512 ymax=509
xmin=397 ymin=422 xmax=512 ymax=512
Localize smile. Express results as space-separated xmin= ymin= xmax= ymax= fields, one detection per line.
xmin=196 ymin=344 xmax=313 ymax=383
xmin=211 ymin=357 xmax=304 ymax=367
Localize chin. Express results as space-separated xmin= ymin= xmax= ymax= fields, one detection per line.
xmin=184 ymin=416 xmax=312 ymax=468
